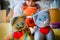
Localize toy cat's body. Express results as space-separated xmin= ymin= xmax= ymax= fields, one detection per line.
xmin=5 ymin=15 xmax=32 ymax=40
xmin=33 ymin=9 xmax=55 ymax=40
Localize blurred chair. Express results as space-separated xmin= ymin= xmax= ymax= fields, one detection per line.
xmin=0 ymin=10 xmax=6 ymax=23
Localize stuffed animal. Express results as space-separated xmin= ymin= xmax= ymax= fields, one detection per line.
xmin=5 ymin=15 xmax=32 ymax=40
xmin=33 ymin=9 xmax=55 ymax=40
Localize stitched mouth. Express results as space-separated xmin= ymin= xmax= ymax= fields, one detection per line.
xmin=16 ymin=27 xmax=22 ymax=30
xmin=16 ymin=26 xmax=26 ymax=31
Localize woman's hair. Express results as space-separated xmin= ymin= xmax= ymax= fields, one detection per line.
xmin=25 ymin=0 xmax=40 ymax=2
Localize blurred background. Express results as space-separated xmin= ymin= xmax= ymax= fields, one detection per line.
xmin=0 ymin=0 xmax=60 ymax=40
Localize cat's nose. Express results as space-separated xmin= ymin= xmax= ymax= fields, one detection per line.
xmin=19 ymin=27 xmax=22 ymax=29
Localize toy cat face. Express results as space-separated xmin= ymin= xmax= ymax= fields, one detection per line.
xmin=33 ymin=9 xmax=50 ymax=27
xmin=10 ymin=15 xmax=26 ymax=31
xmin=37 ymin=13 xmax=49 ymax=27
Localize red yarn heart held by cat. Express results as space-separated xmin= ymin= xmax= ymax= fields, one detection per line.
xmin=40 ymin=26 xmax=50 ymax=35
xmin=14 ymin=31 xmax=23 ymax=38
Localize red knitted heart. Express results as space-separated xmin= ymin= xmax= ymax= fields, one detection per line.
xmin=14 ymin=31 xmax=23 ymax=38
xmin=40 ymin=26 xmax=50 ymax=35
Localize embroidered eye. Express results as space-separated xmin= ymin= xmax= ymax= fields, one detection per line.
xmin=44 ymin=16 xmax=46 ymax=19
xmin=22 ymin=23 xmax=25 ymax=27
xmin=22 ymin=23 xmax=24 ymax=25
xmin=39 ymin=18 xmax=41 ymax=21
xmin=16 ymin=24 xmax=19 ymax=26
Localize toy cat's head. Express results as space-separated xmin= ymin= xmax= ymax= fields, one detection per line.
xmin=10 ymin=15 xmax=26 ymax=31
xmin=33 ymin=9 xmax=50 ymax=27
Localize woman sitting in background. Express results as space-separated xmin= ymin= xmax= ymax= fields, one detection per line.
xmin=6 ymin=0 xmax=40 ymax=22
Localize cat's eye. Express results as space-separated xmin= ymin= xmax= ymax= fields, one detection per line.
xmin=22 ymin=23 xmax=24 ymax=25
xmin=16 ymin=24 xmax=19 ymax=26
xmin=44 ymin=16 xmax=46 ymax=19
xmin=22 ymin=23 xmax=25 ymax=27
xmin=39 ymin=18 xmax=41 ymax=21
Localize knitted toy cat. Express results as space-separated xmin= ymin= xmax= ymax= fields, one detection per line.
xmin=33 ymin=9 xmax=55 ymax=40
xmin=5 ymin=15 xmax=32 ymax=40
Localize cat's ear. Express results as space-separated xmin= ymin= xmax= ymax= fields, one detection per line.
xmin=20 ymin=14 xmax=27 ymax=20
xmin=44 ymin=9 xmax=50 ymax=14
xmin=10 ymin=17 xmax=18 ymax=25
